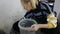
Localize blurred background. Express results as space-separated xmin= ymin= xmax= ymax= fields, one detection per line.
xmin=0 ymin=0 xmax=60 ymax=34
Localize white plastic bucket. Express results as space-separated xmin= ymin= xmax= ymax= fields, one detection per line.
xmin=18 ymin=18 xmax=37 ymax=34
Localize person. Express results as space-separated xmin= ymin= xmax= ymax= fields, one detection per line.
xmin=21 ymin=0 xmax=57 ymax=34
xmin=10 ymin=0 xmax=58 ymax=34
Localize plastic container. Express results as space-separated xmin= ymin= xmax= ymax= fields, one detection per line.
xmin=18 ymin=18 xmax=38 ymax=34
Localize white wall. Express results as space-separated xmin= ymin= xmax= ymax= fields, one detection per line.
xmin=0 ymin=0 xmax=26 ymax=34
xmin=54 ymin=0 xmax=60 ymax=22
xmin=54 ymin=0 xmax=60 ymax=17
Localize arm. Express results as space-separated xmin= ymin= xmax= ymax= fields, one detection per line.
xmin=31 ymin=13 xmax=57 ymax=31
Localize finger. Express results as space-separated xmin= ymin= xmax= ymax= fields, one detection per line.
xmin=30 ymin=27 xmax=35 ymax=31
xmin=31 ymin=24 xmax=35 ymax=28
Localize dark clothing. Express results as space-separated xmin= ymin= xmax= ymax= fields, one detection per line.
xmin=24 ymin=8 xmax=50 ymax=24
xmin=24 ymin=2 xmax=51 ymax=24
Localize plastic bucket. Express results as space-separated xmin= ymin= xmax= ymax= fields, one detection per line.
xmin=18 ymin=18 xmax=38 ymax=34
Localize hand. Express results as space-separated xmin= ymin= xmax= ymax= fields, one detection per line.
xmin=30 ymin=24 xmax=40 ymax=31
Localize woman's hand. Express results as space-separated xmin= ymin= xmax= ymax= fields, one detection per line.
xmin=30 ymin=24 xmax=49 ymax=31
xmin=30 ymin=24 xmax=40 ymax=31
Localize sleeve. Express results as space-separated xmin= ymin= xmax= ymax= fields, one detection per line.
xmin=47 ymin=13 xmax=57 ymax=28
xmin=24 ymin=12 xmax=33 ymax=18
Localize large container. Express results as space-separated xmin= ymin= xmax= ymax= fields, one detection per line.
xmin=18 ymin=18 xmax=40 ymax=34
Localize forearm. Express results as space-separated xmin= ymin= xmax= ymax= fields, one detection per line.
xmin=38 ymin=24 xmax=49 ymax=28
